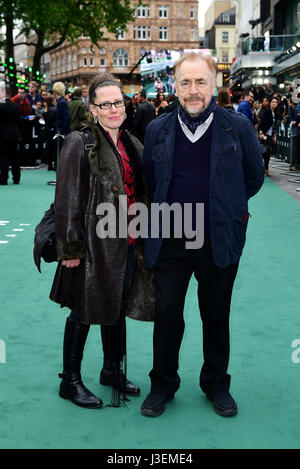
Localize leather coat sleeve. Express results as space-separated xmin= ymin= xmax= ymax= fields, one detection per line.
xmin=55 ymin=132 xmax=87 ymax=261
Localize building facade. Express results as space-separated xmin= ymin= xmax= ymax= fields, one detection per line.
xmin=230 ymin=0 xmax=299 ymax=92
xmin=49 ymin=1 xmax=199 ymax=94
xmin=206 ymin=7 xmax=236 ymax=87
xmin=204 ymin=1 xmax=234 ymax=32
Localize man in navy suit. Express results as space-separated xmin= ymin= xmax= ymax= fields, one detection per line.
xmin=140 ymin=52 xmax=264 ymax=418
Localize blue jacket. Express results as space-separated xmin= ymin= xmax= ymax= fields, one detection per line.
xmin=55 ymin=96 xmax=71 ymax=135
xmin=237 ymin=99 xmax=253 ymax=123
xmin=143 ymin=107 xmax=264 ymax=269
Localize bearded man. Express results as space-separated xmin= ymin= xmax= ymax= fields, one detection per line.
xmin=140 ymin=52 xmax=264 ymax=418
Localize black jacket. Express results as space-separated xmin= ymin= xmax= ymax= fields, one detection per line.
xmin=50 ymin=124 xmax=155 ymax=324
xmin=258 ymin=107 xmax=277 ymax=135
xmin=133 ymin=100 xmax=156 ymax=144
xmin=0 ymin=99 xmax=21 ymax=141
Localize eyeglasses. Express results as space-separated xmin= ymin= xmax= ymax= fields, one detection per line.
xmin=93 ymin=99 xmax=126 ymax=110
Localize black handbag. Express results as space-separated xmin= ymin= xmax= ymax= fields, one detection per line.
xmin=33 ymin=126 xmax=95 ymax=272
xmin=33 ymin=203 xmax=56 ymax=272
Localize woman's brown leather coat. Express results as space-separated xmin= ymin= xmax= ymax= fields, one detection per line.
xmin=49 ymin=124 xmax=154 ymax=325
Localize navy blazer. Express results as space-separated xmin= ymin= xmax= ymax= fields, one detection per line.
xmin=143 ymin=106 xmax=264 ymax=269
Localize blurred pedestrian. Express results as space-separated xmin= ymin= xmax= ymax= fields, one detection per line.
xmin=26 ymin=81 xmax=42 ymax=112
xmin=217 ymin=88 xmax=234 ymax=111
xmin=285 ymin=96 xmax=300 ymax=170
xmin=0 ymin=81 xmax=22 ymax=185
xmin=258 ymin=96 xmax=279 ymax=176
xmin=154 ymin=91 xmax=168 ymax=116
xmin=43 ymin=95 xmax=57 ymax=171
xmin=133 ymin=89 xmax=156 ymax=144
xmin=81 ymin=85 xmax=89 ymax=111
xmin=237 ymin=90 xmax=254 ymax=123
xmin=10 ymin=87 xmax=31 ymax=117
xmin=68 ymin=87 xmax=88 ymax=131
xmin=53 ymin=81 xmax=71 ymax=153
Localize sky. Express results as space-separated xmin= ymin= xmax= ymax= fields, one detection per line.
xmin=198 ymin=0 xmax=212 ymax=28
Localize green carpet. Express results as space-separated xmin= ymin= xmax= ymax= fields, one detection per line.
xmin=0 ymin=170 xmax=300 ymax=449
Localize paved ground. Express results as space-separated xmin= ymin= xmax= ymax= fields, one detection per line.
xmin=267 ymin=158 xmax=300 ymax=203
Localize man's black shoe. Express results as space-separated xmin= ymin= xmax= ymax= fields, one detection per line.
xmin=100 ymin=368 xmax=140 ymax=396
xmin=141 ymin=392 xmax=174 ymax=417
xmin=206 ymin=389 xmax=238 ymax=417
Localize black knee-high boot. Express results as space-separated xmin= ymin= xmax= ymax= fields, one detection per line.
xmin=99 ymin=317 xmax=140 ymax=399
xmin=59 ymin=316 xmax=103 ymax=409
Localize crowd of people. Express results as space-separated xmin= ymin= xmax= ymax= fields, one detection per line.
xmin=1 ymin=75 xmax=299 ymax=186
xmin=0 ymin=80 xmax=91 ymax=183
xmin=217 ymin=86 xmax=300 ymax=176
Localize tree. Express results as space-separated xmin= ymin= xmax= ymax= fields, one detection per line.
xmin=0 ymin=0 xmax=141 ymax=93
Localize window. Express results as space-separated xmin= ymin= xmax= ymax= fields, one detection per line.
xmin=116 ymin=28 xmax=125 ymax=40
xmin=190 ymin=27 xmax=195 ymax=42
xmin=221 ymin=50 xmax=228 ymax=62
xmin=222 ymin=13 xmax=230 ymax=23
xmin=83 ymin=57 xmax=87 ymax=67
xmin=159 ymin=6 xmax=168 ymax=18
xmin=61 ymin=55 xmax=66 ymax=73
xmin=137 ymin=4 xmax=151 ymax=17
xmin=56 ymin=57 xmax=60 ymax=74
xmin=99 ymin=47 xmax=106 ymax=55
xmin=82 ymin=47 xmax=87 ymax=54
xmin=67 ymin=53 xmax=71 ymax=71
xmin=90 ymin=57 xmax=94 ymax=67
xmin=113 ymin=48 xmax=129 ymax=67
xmin=133 ymin=26 xmax=151 ymax=40
xmin=100 ymin=58 xmax=106 ymax=66
xmin=72 ymin=52 xmax=77 ymax=70
xmin=190 ymin=6 xmax=195 ymax=19
xmin=159 ymin=26 xmax=168 ymax=40
xmin=222 ymin=32 xmax=229 ymax=43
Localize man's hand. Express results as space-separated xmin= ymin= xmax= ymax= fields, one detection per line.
xmin=62 ymin=259 xmax=80 ymax=268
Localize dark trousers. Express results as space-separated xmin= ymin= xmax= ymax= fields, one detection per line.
xmin=0 ymin=140 xmax=20 ymax=184
xmin=150 ymin=238 xmax=239 ymax=396
xmin=262 ymin=136 xmax=272 ymax=171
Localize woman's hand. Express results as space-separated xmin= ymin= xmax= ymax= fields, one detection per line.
xmin=62 ymin=259 xmax=80 ymax=268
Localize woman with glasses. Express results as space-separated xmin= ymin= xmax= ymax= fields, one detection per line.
xmin=50 ymin=72 xmax=153 ymax=409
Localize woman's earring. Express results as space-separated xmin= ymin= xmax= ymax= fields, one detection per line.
xmin=94 ymin=115 xmax=98 ymax=124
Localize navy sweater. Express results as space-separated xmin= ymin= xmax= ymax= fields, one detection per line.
xmin=166 ymin=120 xmax=212 ymax=236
